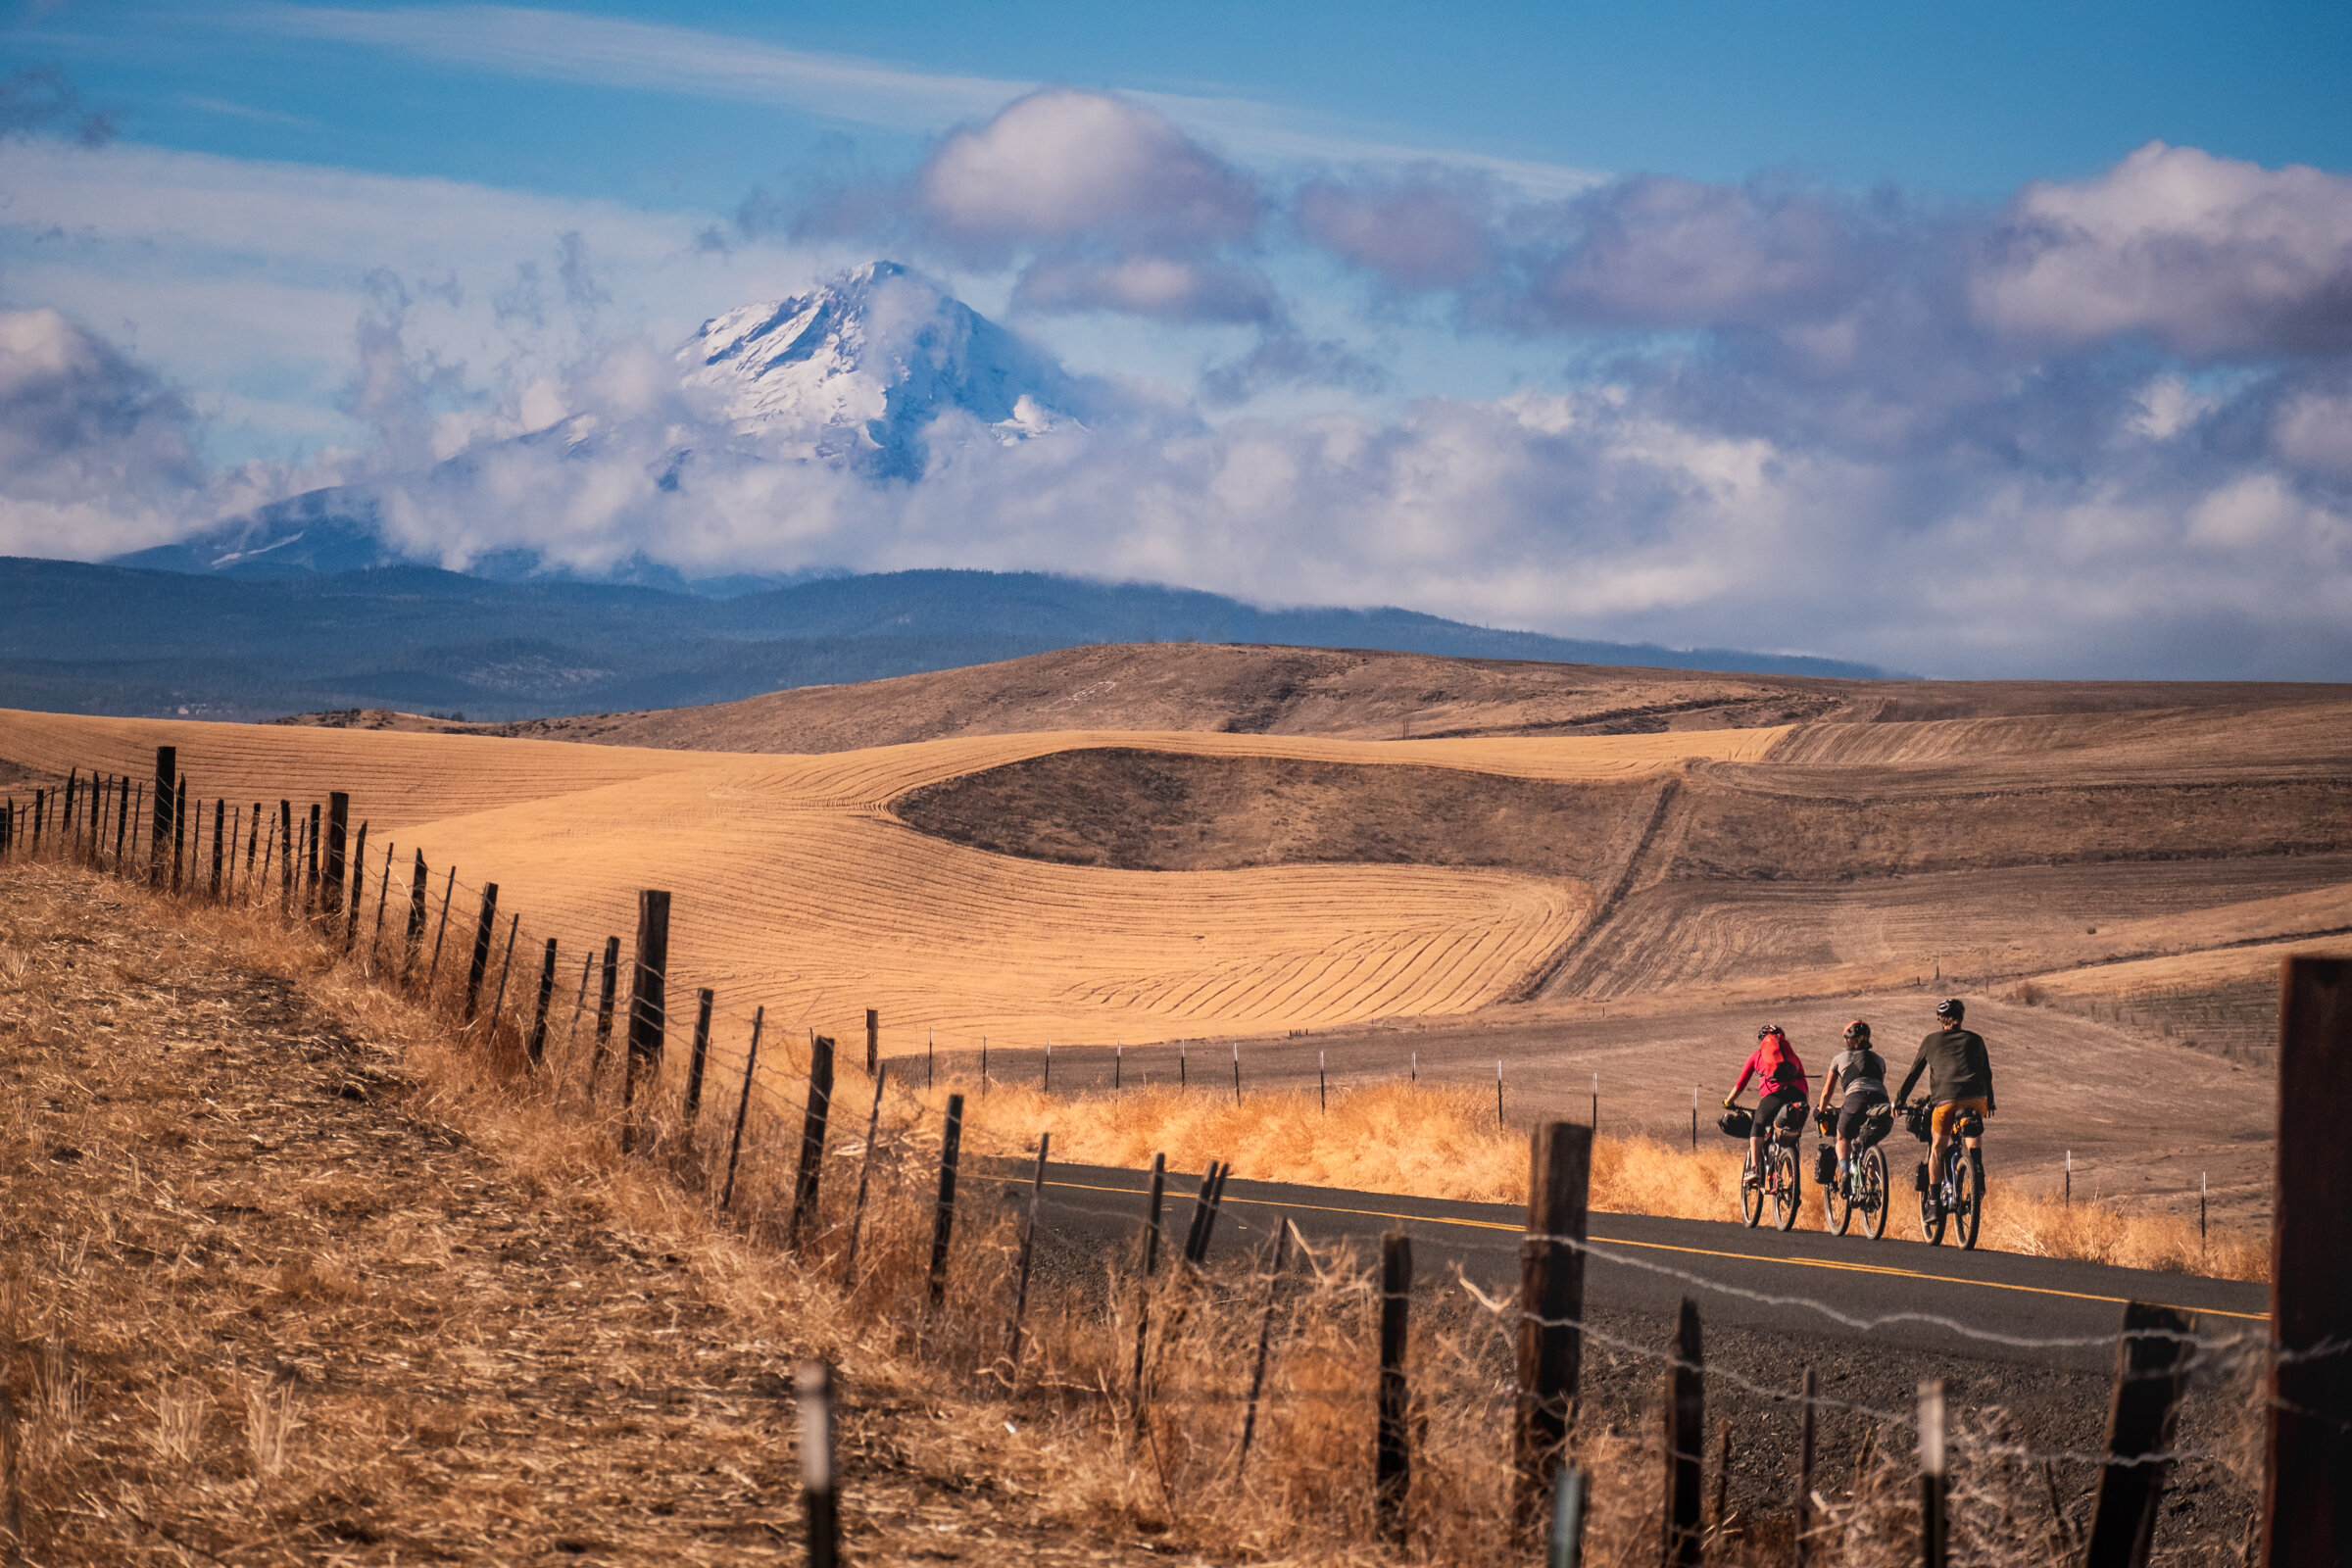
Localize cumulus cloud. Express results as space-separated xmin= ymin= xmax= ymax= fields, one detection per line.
xmin=1294 ymin=176 xmax=1493 ymax=289
xmin=1972 ymin=142 xmax=2352 ymax=357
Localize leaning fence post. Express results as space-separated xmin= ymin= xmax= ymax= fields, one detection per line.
xmin=344 ymin=821 xmax=368 ymax=948
xmin=840 ymin=1064 xmax=888 ymax=1284
xmin=679 ymin=986 xmax=713 ymax=1124
xmin=587 ymin=935 xmax=620 ymax=1092
xmin=789 ymin=1034 xmax=836 ymax=1252
xmin=927 ymin=1093 xmax=964 ymax=1308
xmin=403 ymin=851 xmax=428 ymax=980
xmin=526 ymin=940 xmax=560 ymax=1067
xmin=321 ymin=791 xmax=348 ymax=920
xmin=463 ymin=883 xmax=499 ymax=1019
xmin=368 ymin=838 xmax=393 ymax=964
xmin=304 ymin=802 xmax=319 ymax=907
xmin=1235 ymin=1219 xmax=1294 ymax=1480
xmin=482 ymin=912 xmax=519 ymax=1048
xmin=171 ymin=778 xmax=186 ymax=893
xmin=149 ymin=746 xmax=174 ymax=887
xmin=1664 ymin=1298 xmax=1704 ymax=1568
xmin=865 ymin=1007 xmax=878 ymax=1076
xmin=1131 ymin=1152 xmax=1168 ymax=1415
xmin=1920 ymin=1378 xmax=1948 ymax=1568
xmin=797 ymin=1361 xmax=841 ymax=1568
xmin=720 ymin=1007 xmax=763 ymax=1210
xmin=210 ymin=797 xmax=225 ymax=900
xmin=621 ymin=890 xmax=670 ymax=1152
xmin=1006 ymin=1132 xmax=1052 ymax=1370
xmin=2083 ymin=1300 xmax=2196 ymax=1568
xmin=1517 ymin=1121 xmax=1592 ymax=1529
xmin=2265 ymin=956 xmax=2350 ymax=1568
xmin=1377 ymin=1231 xmax=1413 ymax=1543
xmin=424 ymin=865 xmax=456 ymax=997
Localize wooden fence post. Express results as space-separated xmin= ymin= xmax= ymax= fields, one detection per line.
xmin=276 ymin=801 xmax=293 ymax=912
xmin=1377 ymin=1231 xmax=1413 ymax=1543
xmin=210 ymin=797 xmax=225 ymax=899
xmin=344 ymin=822 xmax=367 ymax=947
xmin=483 ymin=913 xmax=519 ymax=1047
xmin=2083 ymin=1300 xmax=2196 ymax=1568
xmin=1235 ymin=1219 xmax=1293 ymax=1480
xmin=678 ymin=986 xmax=712 ymax=1121
xmin=149 ymin=746 xmax=174 ymax=887
xmin=865 ymin=1007 xmax=878 ymax=1076
xmin=369 ymin=837 xmax=393 ymax=959
xmin=321 ymin=791 xmax=348 ymax=918
xmin=1664 ymin=1298 xmax=1704 ymax=1568
xmin=720 ymin=1007 xmax=763 ymax=1210
xmin=621 ymin=890 xmax=669 ymax=1150
xmin=587 ymin=935 xmax=620 ymax=1093
xmin=928 ymin=1093 xmax=964 ymax=1308
xmin=1517 ymin=1121 xmax=1593 ymax=1529
xmin=403 ymin=851 xmax=428 ymax=979
xmin=788 ymin=1034 xmax=836 ymax=1252
xmin=240 ymin=803 xmax=258 ymax=900
xmin=797 ymin=1361 xmax=841 ymax=1568
xmin=463 ymin=883 xmax=499 ymax=1019
xmin=526 ymin=939 xmax=560 ymax=1067
xmin=1795 ymin=1367 xmax=1818 ymax=1568
xmin=304 ymin=802 xmax=319 ymax=907
xmin=1920 ymin=1379 xmax=1947 ymax=1568
xmin=1131 ymin=1152 xmax=1168 ymax=1415
xmin=1006 ymin=1133 xmax=1052 ymax=1369
xmin=171 ymin=778 xmax=187 ymax=893
xmin=2265 ymin=954 xmax=2351 ymax=1568
xmin=840 ymin=1065 xmax=887 ymax=1284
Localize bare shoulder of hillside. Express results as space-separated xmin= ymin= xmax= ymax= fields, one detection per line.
xmin=466 ymin=643 xmax=2345 ymax=755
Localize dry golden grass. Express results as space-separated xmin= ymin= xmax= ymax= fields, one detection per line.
xmin=1 ymin=851 xmax=2270 ymax=1565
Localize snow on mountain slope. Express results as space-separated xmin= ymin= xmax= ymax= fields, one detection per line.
xmin=679 ymin=261 xmax=1079 ymax=479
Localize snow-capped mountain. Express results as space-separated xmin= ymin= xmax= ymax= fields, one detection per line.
xmin=118 ymin=263 xmax=1090 ymax=581
xmin=679 ymin=261 xmax=1079 ymax=479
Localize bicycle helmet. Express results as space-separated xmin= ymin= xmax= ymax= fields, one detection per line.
xmin=1843 ymin=1019 xmax=1871 ymax=1043
xmin=1935 ymin=998 xmax=1965 ymax=1022
xmin=1757 ymin=1022 xmax=1784 ymax=1040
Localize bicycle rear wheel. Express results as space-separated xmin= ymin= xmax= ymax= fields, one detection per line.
xmin=1824 ymin=1155 xmax=1854 ymax=1236
xmin=1920 ymin=1155 xmax=1946 ymax=1245
xmin=1773 ymin=1144 xmax=1801 ymax=1231
xmin=1740 ymin=1152 xmax=1764 ymax=1228
xmin=1860 ymin=1146 xmax=1888 ymax=1240
xmin=1956 ymin=1152 xmax=1983 ymax=1250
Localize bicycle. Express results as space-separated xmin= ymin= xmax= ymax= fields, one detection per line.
xmin=1721 ymin=1100 xmax=1804 ymax=1232
xmin=1816 ymin=1102 xmax=1892 ymax=1240
xmin=1904 ymin=1102 xmax=1984 ymax=1249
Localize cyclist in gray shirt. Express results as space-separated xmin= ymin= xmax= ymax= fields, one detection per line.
xmin=1822 ymin=1020 xmax=1889 ymax=1192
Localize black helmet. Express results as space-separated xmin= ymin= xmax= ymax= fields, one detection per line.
xmin=1757 ymin=1022 xmax=1784 ymax=1041
xmin=1843 ymin=1019 xmax=1871 ymax=1042
xmin=1936 ymin=998 xmax=1965 ymax=1022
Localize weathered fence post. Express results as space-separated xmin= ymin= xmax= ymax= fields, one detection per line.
xmin=149 ymin=746 xmax=174 ymax=887
xmin=928 ymin=1093 xmax=964 ymax=1308
xmin=2083 ymin=1300 xmax=2196 ymax=1568
xmin=679 ymin=987 xmax=712 ymax=1123
xmin=865 ymin=1007 xmax=878 ymax=1075
xmin=463 ymin=882 xmax=499 ymax=1020
xmin=1006 ymin=1132 xmax=1051 ymax=1370
xmin=587 ymin=935 xmax=620 ymax=1090
xmin=1131 ymin=1152 xmax=1168 ymax=1414
xmin=274 ymin=800 xmax=292 ymax=911
xmin=1232 ymin=1041 xmax=1242 ymax=1102
xmin=240 ymin=803 xmax=258 ymax=900
xmin=402 ymin=851 xmax=428 ymax=979
xmin=1517 ymin=1121 xmax=1593 ymax=1529
xmin=1795 ymin=1366 xmax=1818 ymax=1568
xmin=720 ymin=1007 xmax=763 ymax=1210
xmin=483 ymin=913 xmax=519 ymax=1048
xmin=525 ymin=940 xmax=560 ymax=1067
xmin=797 ymin=1361 xmax=841 ymax=1568
xmin=210 ymin=797 xmax=225 ymax=899
xmin=1664 ymin=1298 xmax=1704 ymax=1568
xmin=1920 ymin=1378 xmax=1948 ymax=1568
xmin=171 ymin=778 xmax=186 ymax=893
xmin=2265 ymin=954 xmax=2351 ymax=1568
xmin=304 ymin=802 xmax=319 ymax=907
xmin=840 ymin=1065 xmax=887 ymax=1284
xmin=1377 ymin=1231 xmax=1413 ymax=1543
xmin=344 ymin=821 xmax=367 ymax=947
xmin=789 ymin=1033 xmax=836 ymax=1252
xmin=1235 ymin=1219 xmax=1293 ymax=1480
xmin=621 ymin=890 xmax=669 ymax=1152
xmin=321 ymin=791 xmax=348 ymax=919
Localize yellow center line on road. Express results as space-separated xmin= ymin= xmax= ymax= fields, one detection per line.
xmin=1038 ymin=1179 xmax=2267 ymax=1325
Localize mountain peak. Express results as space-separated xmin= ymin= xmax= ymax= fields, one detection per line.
xmin=679 ymin=261 xmax=1079 ymax=479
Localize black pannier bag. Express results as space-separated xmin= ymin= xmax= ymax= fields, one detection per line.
xmin=1905 ymin=1102 xmax=1934 ymax=1142
xmin=1859 ymin=1102 xmax=1895 ymax=1149
xmin=1814 ymin=1145 xmax=1836 ymax=1183
xmin=1717 ymin=1106 xmax=1754 ymax=1139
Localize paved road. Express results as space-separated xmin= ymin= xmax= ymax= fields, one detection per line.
xmin=999 ymin=1159 xmax=2267 ymax=1375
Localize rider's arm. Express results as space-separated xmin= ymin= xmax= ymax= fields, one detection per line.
xmin=1726 ymin=1050 xmax=1758 ymax=1105
xmin=1978 ymin=1040 xmax=1994 ymax=1114
xmin=1894 ymin=1051 xmax=1927 ymax=1105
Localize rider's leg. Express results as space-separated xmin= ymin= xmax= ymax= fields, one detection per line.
xmin=1746 ymin=1132 xmax=1765 ymax=1185
xmin=1929 ymin=1127 xmax=1953 ymax=1203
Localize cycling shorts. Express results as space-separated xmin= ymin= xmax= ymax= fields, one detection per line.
xmin=1756 ymin=1088 xmax=1808 ymax=1140
xmin=1932 ymin=1098 xmax=1990 ymax=1141
xmin=1837 ymin=1087 xmax=1889 ymax=1143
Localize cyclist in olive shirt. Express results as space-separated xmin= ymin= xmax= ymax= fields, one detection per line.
xmin=1894 ymin=999 xmax=1994 ymax=1216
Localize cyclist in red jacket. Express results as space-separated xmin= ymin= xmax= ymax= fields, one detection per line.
xmin=1725 ymin=1024 xmax=1810 ymax=1188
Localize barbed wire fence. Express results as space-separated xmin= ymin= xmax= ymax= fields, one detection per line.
xmin=3 ymin=747 xmax=2343 ymax=1566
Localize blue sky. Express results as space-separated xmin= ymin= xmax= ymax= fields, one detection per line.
xmin=4 ymin=1 xmax=2351 ymax=677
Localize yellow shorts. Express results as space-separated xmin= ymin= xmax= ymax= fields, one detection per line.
xmin=1932 ymin=1099 xmax=1990 ymax=1140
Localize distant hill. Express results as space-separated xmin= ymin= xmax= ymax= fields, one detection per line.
xmin=0 ymin=558 xmax=1886 ymax=721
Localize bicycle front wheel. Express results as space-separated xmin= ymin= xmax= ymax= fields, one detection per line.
xmin=1860 ymin=1146 xmax=1888 ymax=1240
xmin=1825 ymin=1154 xmax=1854 ymax=1236
xmin=1920 ymin=1156 xmax=1946 ymax=1246
xmin=1740 ymin=1152 xmax=1764 ymax=1228
xmin=1774 ymin=1144 xmax=1801 ymax=1232
xmin=1956 ymin=1152 xmax=1983 ymax=1250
